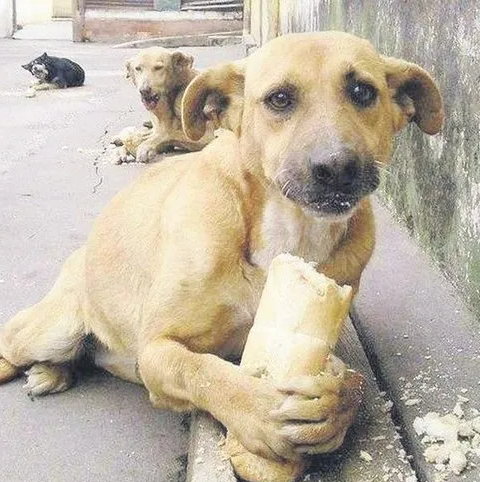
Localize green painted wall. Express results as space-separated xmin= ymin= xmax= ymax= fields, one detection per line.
xmin=154 ymin=0 xmax=181 ymax=11
xmin=275 ymin=0 xmax=480 ymax=318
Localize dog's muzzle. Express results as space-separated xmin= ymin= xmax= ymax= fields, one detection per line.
xmin=281 ymin=147 xmax=380 ymax=218
xmin=139 ymin=86 xmax=160 ymax=111
xmin=308 ymin=151 xmax=379 ymax=216
xmin=32 ymin=64 xmax=48 ymax=80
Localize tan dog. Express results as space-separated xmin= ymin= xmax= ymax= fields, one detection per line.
xmin=0 ymin=32 xmax=443 ymax=462
xmin=115 ymin=47 xmax=214 ymax=163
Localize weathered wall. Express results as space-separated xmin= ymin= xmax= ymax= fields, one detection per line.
xmin=0 ymin=0 xmax=14 ymax=38
xmin=16 ymin=0 xmax=53 ymax=24
xmin=52 ymin=0 xmax=73 ymax=18
xmin=248 ymin=0 xmax=480 ymax=318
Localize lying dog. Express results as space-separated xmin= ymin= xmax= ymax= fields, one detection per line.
xmin=113 ymin=47 xmax=213 ymax=163
xmin=22 ymin=52 xmax=85 ymax=97
xmin=0 ymin=32 xmax=443 ymax=462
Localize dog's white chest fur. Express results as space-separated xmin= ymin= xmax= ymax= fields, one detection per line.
xmin=251 ymin=193 xmax=346 ymax=270
xmin=221 ymin=192 xmax=347 ymax=358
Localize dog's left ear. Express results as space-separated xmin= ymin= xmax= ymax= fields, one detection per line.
xmin=21 ymin=63 xmax=30 ymax=70
xmin=182 ymin=59 xmax=246 ymax=141
xmin=382 ymin=56 xmax=444 ymax=135
xmin=171 ymin=51 xmax=194 ymax=71
xmin=124 ymin=58 xmax=134 ymax=80
xmin=41 ymin=52 xmax=48 ymax=59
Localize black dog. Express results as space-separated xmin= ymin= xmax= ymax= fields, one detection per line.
xmin=22 ymin=52 xmax=85 ymax=89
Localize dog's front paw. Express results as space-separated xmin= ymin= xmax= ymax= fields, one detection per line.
xmin=24 ymin=88 xmax=36 ymax=98
xmin=272 ymin=358 xmax=364 ymax=456
xmin=108 ymin=145 xmax=133 ymax=165
xmin=226 ymin=377 xmax=296 ymax=462
xmin=135 ymin=143 xmax=159 ymax=163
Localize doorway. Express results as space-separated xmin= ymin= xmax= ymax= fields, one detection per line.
xmin=13 ymin=0 xmax=73 ymax=40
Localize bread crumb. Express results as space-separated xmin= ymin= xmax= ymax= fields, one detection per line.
xmin=382 ymin=400 xmax=394 ymax=413
xmin=449 ymin=446 xmax=467 ymax=475
xmin=414 ymin=402 xmax=480 ymax=477
xmin=360 ymin=450 xmax=373 ymax=462
xmin=453 ymin=402 xmax=464 ymax=418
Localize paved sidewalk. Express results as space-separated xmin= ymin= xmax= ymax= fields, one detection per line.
xmin=13 ymin=20 xmax=73 ymax=41
xmin=0 ymin=39 xmax=244 ymax=482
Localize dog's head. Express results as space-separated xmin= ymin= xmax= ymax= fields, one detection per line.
xmin=182 ymin=32 xmax=443 ymax=220
xmin=22 ymin=52 xmax=50 ymax=81
xmin=125 ymin=47 xmax=195 ymax=111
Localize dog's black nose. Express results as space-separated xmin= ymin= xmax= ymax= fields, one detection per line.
xmin=140 ymin=86 xmax=153 ymax=97
xmin=311 ymin=149 xmax=360 ymax=190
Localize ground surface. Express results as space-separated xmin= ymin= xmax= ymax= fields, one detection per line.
xmin=0 ymin=38 xmax=244 ymax=482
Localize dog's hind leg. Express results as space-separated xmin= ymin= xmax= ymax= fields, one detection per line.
xmin=0 ymin=247 xmax=87 ymax=396
xmin=24 ymin=363 xmax=73 ymax=396
xmin=0 ymin=358 xmax=20 ymax=383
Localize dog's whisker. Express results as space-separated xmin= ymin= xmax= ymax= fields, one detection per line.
xmin=273 ymin=167 xmax=290 ymax=183
xmin=281 ymin=179 xmax=292 ymax=195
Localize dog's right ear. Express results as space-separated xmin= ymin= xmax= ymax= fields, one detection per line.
xmin=21 ymin=63 xmax=30 ymax=70
xmin=182 ymin=59 xmax=246 ymax=141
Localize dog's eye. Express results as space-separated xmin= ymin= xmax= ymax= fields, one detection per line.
xmin=265 ymin=89 xmax=295 ymax=112
xmin=348 ymin=81 xmax=377 ymax=108
xmin=154 ymin=65 xmax=163 ymax=71
xmin=135 ymin=66 xmax=142 ymax=72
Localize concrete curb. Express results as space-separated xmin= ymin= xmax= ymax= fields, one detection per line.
xmin=186 ymin=411 xmax=237 ymax=482
xmin=112 ymin=32 xmax=243 ymax=49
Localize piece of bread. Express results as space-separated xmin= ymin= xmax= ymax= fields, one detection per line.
xmin=226 ymin=253 xmax=353 ymax=482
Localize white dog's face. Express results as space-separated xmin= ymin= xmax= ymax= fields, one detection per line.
xmin=125 ymin=47 xmax=194 ymax=111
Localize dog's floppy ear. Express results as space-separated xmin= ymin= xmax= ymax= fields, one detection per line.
xmin=124 ymin=57 xmax=134 ymax=80
xmin=383 ymin=56 xmax=444 ymax=135
xmin=171 ymin=51 xmax=194 ymax=71
xmin=182 ymin=59 xmax=246 ymax=141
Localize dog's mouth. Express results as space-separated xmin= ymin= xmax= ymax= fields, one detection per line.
xmin=141 ymin=92 xmax=160 ymax=110
xmin=32 ymin=64 xmax=48 ymax=80
xmin=280 ymin=163 xmax=380 ymax=219
xmin=281 ymin=185 xmax=361 ymax=219
xmin=304 ymin=193 xmax=359 ymax=218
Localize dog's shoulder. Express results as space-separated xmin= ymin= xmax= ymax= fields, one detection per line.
xmin=168 ymin=136 xmax=248 ymax=221
xmin=106 ymin=133 xmax=248 ymax=255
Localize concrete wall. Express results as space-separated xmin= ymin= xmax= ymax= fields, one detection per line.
xmin=52 ymin=0 xmax=73 ymax=18
xmin=16 ymin=0 xmax=53 ymax=25
xmin=0 ymin=0 xmax=14 ymax=37
xmin=247 ymin=0 xmax=480 ymax=318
